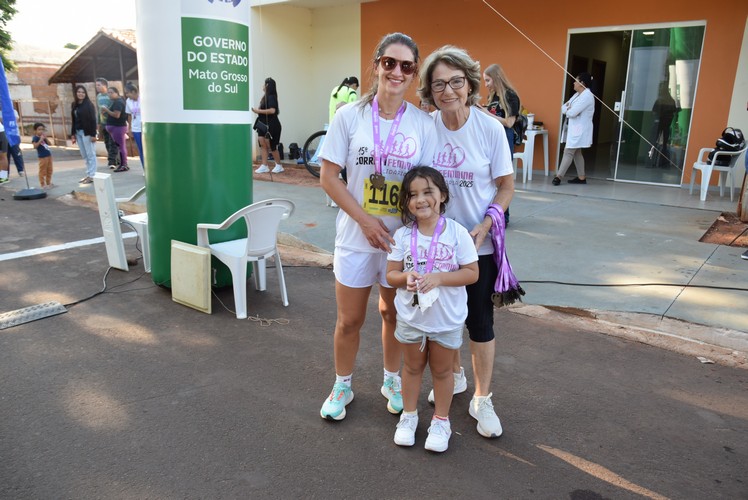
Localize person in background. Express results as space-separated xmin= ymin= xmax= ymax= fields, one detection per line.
xmin=386 ymin=166 xmax=479 ymax=453
xmin=553 ymin=72 xmax=595 ymax=185
xmin=101 ymin=86 xmax=129 ymax=173
xmin=329 ymin=76 xmax=359 ymax=124
xmin=420 ymin=45 xmax=515 ymax=439
xmin=316 ymin=32 xmax=437 ymax=422
xmin=31 ymin=122 xmax=53 ymax=189
xmin=70 ymin=84 xmax=98 ymax=184
xmin=252 ymin=77 xmax=283 ymax=174
xmin=483 ymin=63 xmax=520 ymax=225
xmin=7 ymin=109 xmax=25 ymax=177
xmin=95 ymin=78 xmax=120 ymax=169
xmin=0 ymin=120 xmax=9 ymax=183
xmin=125 ymin=82 xmax=144 ymax=173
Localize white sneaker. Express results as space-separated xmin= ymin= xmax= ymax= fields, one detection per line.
xmin=428 ymin=367 xmax=467 ymax=404
xmin=425 ymin=418 xmax=452 ymax=452
xmin=469 ymin=393 xmax=503 ymax=438
xmin=394 ymin=412 xmax=418 ymax=447
xmin=271 ymin=164 xmax=284 ymax=173
xmin=255 ymin=164 xmax=270 ymax=173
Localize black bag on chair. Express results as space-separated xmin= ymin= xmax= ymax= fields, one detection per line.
xmin=707 ymin=127 xmax=745 ymax=166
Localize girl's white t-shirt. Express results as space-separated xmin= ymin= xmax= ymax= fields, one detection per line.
xmin=388 ymin=218 xmax=478 ymax=332
xmin=432 ymin=107 xmax=513 ymax=256
xmin=318 ymin=101 xmax=437 ymax=253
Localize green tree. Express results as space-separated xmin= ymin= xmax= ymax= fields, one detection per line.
xmin=0 ymin=0 xmax=17 ymax=71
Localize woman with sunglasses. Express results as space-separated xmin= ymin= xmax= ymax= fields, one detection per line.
xmin=419 ymin=46 xmax=514 ymax=439
xmin=317 ymin=32 xmax=437 ymax=422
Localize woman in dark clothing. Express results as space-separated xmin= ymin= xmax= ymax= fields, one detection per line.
xmin=252 ymin=77 xmax=283 ymax=174
xmin=70 ymin=84 xmax=98 ymax=184
xmin=101 ymin=86 xmax=129 ymax=172
xmin=483 ymin=63 xmax=520 ymax=151
xmin=483 ymin=63 xmax=520 ymax=225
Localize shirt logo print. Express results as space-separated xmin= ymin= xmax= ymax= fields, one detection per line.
xmin=433 ymin=143 xmax=465 ymax=169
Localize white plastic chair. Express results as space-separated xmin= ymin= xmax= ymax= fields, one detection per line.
xmin=196 ymin=198 xmax=295 ymax=319
xmin=689 ymin=146 xmax=747 ymax=201
xmin=116 ymin=187 xmax=150 ymax=272
xmin=513 ymin=151 xmax=528 ymax=183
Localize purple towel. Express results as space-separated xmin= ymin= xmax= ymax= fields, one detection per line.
xmin=486 ymin=204 xmax=525 ymax=307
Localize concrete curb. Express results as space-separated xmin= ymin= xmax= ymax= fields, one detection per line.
xmin=508 ymin=304 xmax=748 ymax=369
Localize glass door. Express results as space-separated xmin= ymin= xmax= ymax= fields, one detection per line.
xmin=613 ymin=25 xmax=705 ymax=185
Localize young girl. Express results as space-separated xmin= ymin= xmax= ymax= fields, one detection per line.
xmin=386 ymin=166 xmax=479 ymax=452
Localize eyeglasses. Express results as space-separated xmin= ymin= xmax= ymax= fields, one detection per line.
xmin=377 ymin=56 xmax=417 ymax=76
xmin=430 ymin=77 xmax=467 ymax=93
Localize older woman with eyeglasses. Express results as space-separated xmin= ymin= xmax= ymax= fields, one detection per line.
xmin=317 ymin=32 xmax=437 ymax=423
xmin=419 ymin=45 xmax=514 ymax=440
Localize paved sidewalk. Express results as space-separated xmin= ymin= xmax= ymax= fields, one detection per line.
xmin=1 ymin=156 xmax=747 ymax=497
xmin=6 ymin=155 xmax=745 ymax=334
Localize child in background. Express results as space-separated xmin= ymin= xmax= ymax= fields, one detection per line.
xmin=32 ymin=122 xmax=53 ymax=189
xmin=386 ymin=166 xmax=479 ymax=452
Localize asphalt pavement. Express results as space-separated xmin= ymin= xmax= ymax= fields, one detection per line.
xmin=0 ymin=152 xmax=747 ymax=498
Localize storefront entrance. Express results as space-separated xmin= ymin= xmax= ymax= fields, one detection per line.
xmin=566 ymin=22 xmax=706 ymax=186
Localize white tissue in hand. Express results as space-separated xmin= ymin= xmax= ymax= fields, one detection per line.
xmin=417 ymin=287 xmax=439 ymax=311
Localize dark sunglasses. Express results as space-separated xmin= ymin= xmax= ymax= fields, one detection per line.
xmin=377 ymin=56 xmax=417 ymax=76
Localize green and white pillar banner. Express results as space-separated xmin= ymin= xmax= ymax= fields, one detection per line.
xmin=136 ymin=0 xmax=252 ymax=287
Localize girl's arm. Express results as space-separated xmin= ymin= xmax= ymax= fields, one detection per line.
xmin=386 ymin=260 xmax=421 ymax=291
xmin=415 ymin=261 xmax=479 ymax=294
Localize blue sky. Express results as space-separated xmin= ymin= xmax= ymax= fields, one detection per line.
xmin=7 ymin=0 xmax=137 ymax=48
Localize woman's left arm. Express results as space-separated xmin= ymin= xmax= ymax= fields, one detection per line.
xmin=470 ymin=173 xmax=515 ymax=249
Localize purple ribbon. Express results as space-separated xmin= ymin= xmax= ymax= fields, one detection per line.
xmin=411 ymin=216 xmax=446 ymax=275
xmin=371 ymin=96 xmax=406 ymax=176
xmin=485 ymin=204 xmax=525 ymax=307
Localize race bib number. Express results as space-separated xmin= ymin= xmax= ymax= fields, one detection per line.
xmin=363 ymin=178 xmax=401 ymax=217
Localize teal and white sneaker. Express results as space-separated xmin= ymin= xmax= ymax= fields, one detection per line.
xmin=320 ymin=382 xmax=354 ymax=421
xmin=381 ymin=375 xmax=403 ymax=414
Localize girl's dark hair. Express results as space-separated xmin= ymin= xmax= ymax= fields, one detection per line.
xmin=360 ymin=33 xmax=419 ymax=108
xmin=576 ymin=72 xmax=593 ymax=89
xmin=125 ymin=82 xmax=139 ymax=94
xmin=398 ymin=166 xmax=450 ymax=225
xmin=333 ymin=76 xmax=359 ymax=99
xmin=262 ymin=77 xmax=279 ymax=115
xmin=107 ymin=86 xmax=120 ymax=96
xmin=73 ymin=84 xmax=91 ymax=106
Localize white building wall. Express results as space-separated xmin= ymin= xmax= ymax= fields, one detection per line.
xmin=249 ymin=2 xmax=360 ymax=156
xmin=727 ymin=17 xmax=748 ymax=187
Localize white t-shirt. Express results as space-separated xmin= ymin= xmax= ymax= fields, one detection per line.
xmin=319 ymin=100 xmax=437 ymax=253
xmin=388 ymin=218 xmax=478 ymax=332
xmin=126 ymin=97 xmax=142 ymax=132
xmin=432 ymin=107 xmax=513 ymax=256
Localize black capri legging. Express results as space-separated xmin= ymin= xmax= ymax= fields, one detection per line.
xmin=465 ymin=254 xmax=499 ymax=342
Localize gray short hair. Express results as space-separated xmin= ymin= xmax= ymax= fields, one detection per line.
xmin=418 ymin=45 xmax=481 ymax=108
